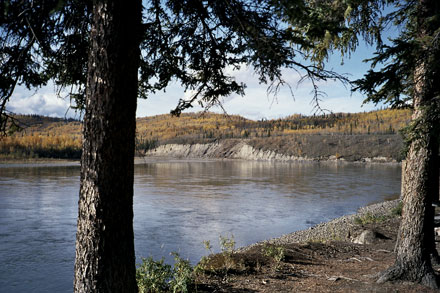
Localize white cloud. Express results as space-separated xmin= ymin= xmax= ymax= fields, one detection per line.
xmin=136 ymin=82 xmax=188 ymax=117
xmin=8 ymin=86 xmax=76 ymax=118
xmin=223 ymin=63 xmax=250 ymax=79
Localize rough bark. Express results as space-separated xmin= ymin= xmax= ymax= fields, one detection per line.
xmin=378 ymin=0 xmax=440 ymax=288
xmin=428 ymin=145 xmax=440 ymax=265
xmin=74 ymin=1 xmax=141 ymax=292
xmin=378 ymin=134 xmax=438 ymax=287
xmin=400 ymin=160 xmax=406 ymax=200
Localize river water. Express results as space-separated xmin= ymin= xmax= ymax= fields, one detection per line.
xmin=0 ymin=158 xmax=401 ymax=292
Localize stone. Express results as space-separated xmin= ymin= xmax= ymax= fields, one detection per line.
xmin=353 ymin=230 xmax=378 ymax=245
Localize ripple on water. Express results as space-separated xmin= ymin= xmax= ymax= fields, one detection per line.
xmin=0 ymin=160 xmax=400 ymax=292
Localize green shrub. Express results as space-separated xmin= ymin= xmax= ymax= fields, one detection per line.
xmin=136 ymin=253 xmax=194 ymax=293
xmin=354 ymin=212 xmax=387 ymax=225
xmin=202 ymin=240 xmax=213 ymax=254
xmin=195 ymin=235 xmax=245 ymax=275
xmin=219 ymin=234 xmax=237 ymax=272
xmin=262 ymin=245 xmax=285 ymax=263
xmin=219 ymin=234 xmax=235 ymax=254
xmin=262 ymin=244 xmax=285 ymax=270
xmin=169 ymin=253 xmax=193 ymax=293
xmin=136 ymin=257 xmax=172 ymax=293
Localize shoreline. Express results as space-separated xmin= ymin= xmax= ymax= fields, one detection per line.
xmin=0 ymin=157 xmax=80 ymax=166
xmin=146 ymin=141 xmax=401 ymax=164
xmin=0 ymin=154 xmax=402 ymax=166
xmin=1 ymin=137 xmax=403 ymax=166
xmin=194 ymin=198 xmax=426 ymax=292
xmin=195 ymin=199 xmax=426 ymax=293
xmin=242 ymin=199 xmax=401 ymax=251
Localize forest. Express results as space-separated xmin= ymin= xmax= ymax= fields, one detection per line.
xmin=0 ymin=108 xmax=411 ymax=160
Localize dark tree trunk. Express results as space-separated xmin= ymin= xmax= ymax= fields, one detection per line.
xmin=378 ymin=132 xmax=439 ymax=287
xmin=74 ymin=1 xmax=141 ymax=292
xmin=378 ymin=0 xmax=440 ymax=288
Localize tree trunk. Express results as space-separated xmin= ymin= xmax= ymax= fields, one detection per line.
xmin=428 ymin=145 xmax=440 ymax=265
xmin=378 ymin=131 xmax=439 ymax=287
xmin=378 ymin=0 xmax=440 ymax=288
xmin=74 ymin=1 xmax=141 ymax=292
xmin=400 ymin=160 xmax=406 ymax=200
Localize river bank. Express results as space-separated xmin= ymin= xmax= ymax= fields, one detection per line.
xmin=0 ymin=157 xmax=80 ymax=166
xmin=146 ymin=138 xmax=401 ymax=164
xmin=193 ymin=199 xmax=440 ymax=292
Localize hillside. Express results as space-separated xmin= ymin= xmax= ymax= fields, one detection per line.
xmin=136 ymin=108 xmax=410 ymax=144
xmin=1 ymin=115 xmax=82 ymax=159
xmin=0 ymin=109 xmax=411 ymax=161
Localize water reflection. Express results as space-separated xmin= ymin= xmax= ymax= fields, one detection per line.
xmin=132 ymin=159 xmax=401 ymax=265
xmin=0 ymin=165 xmax=79 ymax=293
xmin=0 ymin=159 xmax=401 ymax=292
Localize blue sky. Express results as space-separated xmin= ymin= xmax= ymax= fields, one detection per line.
xmin=7 ymin=39 xmax=384 ymax=121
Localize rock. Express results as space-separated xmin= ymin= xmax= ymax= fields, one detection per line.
xmin=353 ymin=230 xmax=379 ymax=245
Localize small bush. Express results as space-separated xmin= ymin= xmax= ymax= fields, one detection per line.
xmin=169 ymin=253 xmax=193 ymax=293
xmin=354 ymin=212 xmax=387 ymax=225
xmin=262 ymin=245 xmax=285 ymax=263
xmin=202 ymin=240 xmax=213 ymax=254
xmin=136 ymin=257 xmax=172 ymax=293
xmin=136 ymin=253 xmax=194 ymax=293
xmin=262 ymin=244 xmax=285 ymax=270
xmin=219 ymin=234 xmax=235 ymax=254
xmin=195 ymin=235 xmax=245 ymax=275
xmin=219 ymin=234 xmax=237 ymax=271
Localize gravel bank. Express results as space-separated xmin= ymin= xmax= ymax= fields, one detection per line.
xmin=241 ymin=199 xmax=401 ymax=250
xmin=146 ymin=140 xmax=400 ymax=163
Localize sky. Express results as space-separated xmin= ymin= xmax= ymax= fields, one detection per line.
xmin=7 ymin=38 xmax=385 ymax=121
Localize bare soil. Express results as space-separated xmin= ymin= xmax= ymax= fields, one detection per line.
xmin=194 ymin=204 xmax=440 ymax=292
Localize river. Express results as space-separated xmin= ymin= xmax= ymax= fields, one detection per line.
xmin=0 ymin=158 xmax=401 ymax=292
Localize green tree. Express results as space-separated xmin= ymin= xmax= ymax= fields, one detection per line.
xmin=278 ymin=0 xmax=440 ymax=288
xmin=1 ymin=0 xmax=348 ymax=291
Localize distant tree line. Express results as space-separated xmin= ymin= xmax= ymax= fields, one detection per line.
xmin=0 ymin=109 xmax=411 ymax=159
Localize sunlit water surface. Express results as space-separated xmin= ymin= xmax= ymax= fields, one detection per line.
xmin=0 ymin=158 xmax=401 ymax=292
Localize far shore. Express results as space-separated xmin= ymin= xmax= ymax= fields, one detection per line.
xmin=0 ymin=153 xmax=402 ymax=166
xmin=0 ymin=157 xmax=80 ymax=165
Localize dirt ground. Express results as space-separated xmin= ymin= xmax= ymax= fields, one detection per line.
xmin=194 ymin=216 xmax=440 ymax=292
